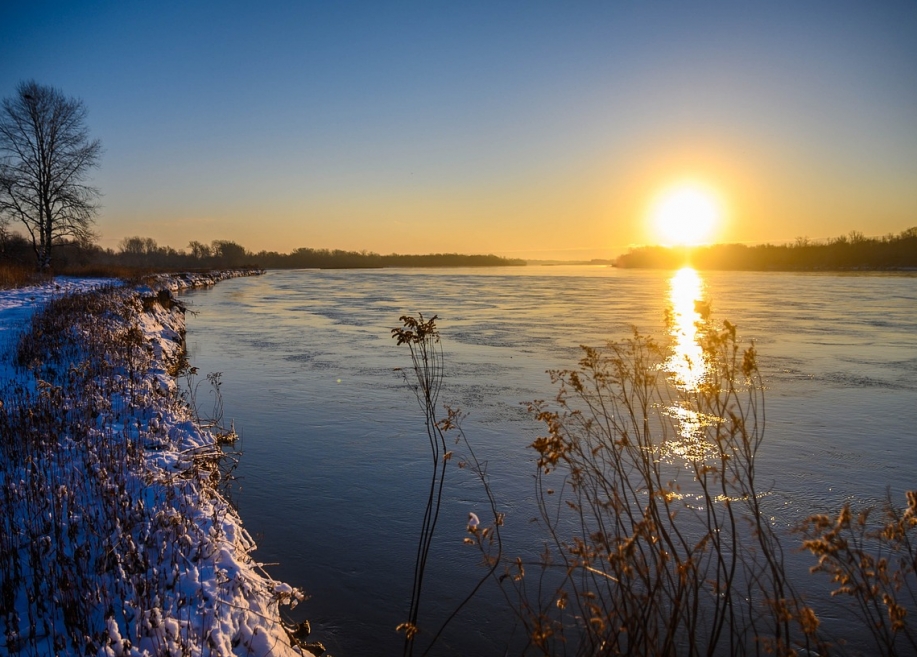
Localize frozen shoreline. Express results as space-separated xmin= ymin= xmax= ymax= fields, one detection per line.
xmin=0 ymin=270 xmax=320 ymax=656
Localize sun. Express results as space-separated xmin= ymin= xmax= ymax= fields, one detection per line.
xmin=650 ymin=183 xmax=722 ymax=246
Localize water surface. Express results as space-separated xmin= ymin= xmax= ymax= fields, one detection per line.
xmin=184 ymin=267 xmax=917 ymax=655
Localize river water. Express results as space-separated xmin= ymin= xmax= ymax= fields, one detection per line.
xmin=183 ymin=267 xmax=916 ymax=655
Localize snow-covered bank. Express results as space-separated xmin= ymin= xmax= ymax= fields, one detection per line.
xmin=0 ymin=272 xmax=322 ymax=657
xmin=143 ymin=269 xmax=266 ymax=294
xmin=0 ymin=278 xmax=114 ymax=357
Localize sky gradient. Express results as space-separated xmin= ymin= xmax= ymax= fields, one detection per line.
xmin=2 ymin=1 xmax=916 ymax=259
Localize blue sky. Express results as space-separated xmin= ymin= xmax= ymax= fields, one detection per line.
xmin=2 ymin=1 xmax=915 ymax=258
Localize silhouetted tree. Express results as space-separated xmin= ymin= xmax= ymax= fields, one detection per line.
xmin=119 ymin=236 xmax=158 ymax=256
xmin=118 ymin=236 xmax=160 ymax=266
xmin=211 ymin=240 xmax=247 ymax=265
xmin=0 ymin=81 xmax=102 ymax=270
xmin=0 ymin=224 xmax=32 ymax=264
xmin=188 ymin=240 xmax=212 ymax=260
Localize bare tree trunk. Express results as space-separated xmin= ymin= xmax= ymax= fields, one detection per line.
xmin=0 ymin=80 xmax=101 ymax=271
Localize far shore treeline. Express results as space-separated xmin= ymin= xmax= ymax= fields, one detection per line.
xmin=2 ymin=227 xmax=916 ymax=281
xmin=0 ymin=232 xmax=525 ymax=273
xmin=616 ymin=227 xmax=917 ymax=271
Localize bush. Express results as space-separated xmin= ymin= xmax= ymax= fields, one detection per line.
xmin=399 ymin=309 xmax=917 ymax=655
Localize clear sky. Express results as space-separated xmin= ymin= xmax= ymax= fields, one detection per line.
xmin=2 ymin=1 xmax=915 ymax=259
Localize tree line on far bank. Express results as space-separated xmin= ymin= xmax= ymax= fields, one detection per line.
xmin=0 ymin=231 xmax=525 ymax=272
xmin=616 ymin=227 xmax=917 ymax=270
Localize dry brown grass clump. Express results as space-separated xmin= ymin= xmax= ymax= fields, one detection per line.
xmin=801 ymin=492 xmax=917 ymax=656
xmin=0 ymin=263 xmax=39 ymax=289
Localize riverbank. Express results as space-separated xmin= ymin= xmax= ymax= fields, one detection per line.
xmin=0 ymin=270 xmax=321 ymax=656
xmin=615 ymin=228 xmax=917 ymax=270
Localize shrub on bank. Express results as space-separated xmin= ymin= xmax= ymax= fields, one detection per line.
xmin=396 ymin=313 xmax=917 ymax=656
xmin=0 ymin=284 xmax=310 ymax=656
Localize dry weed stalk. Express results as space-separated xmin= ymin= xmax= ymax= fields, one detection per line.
xmin=800 ymin=491 xmax=917 ymax=655
xmin=0 ymin=262 xmax=37 ymax=289
xmin=392 ymin=314 xmax=447 ymax=657
xmin=393 ymin=315 xmax=505 ymax=657
xmin=510 ymin=317 xmax=826 ymax=655
xmin=393 ymin=303 xmax=917 ymax=656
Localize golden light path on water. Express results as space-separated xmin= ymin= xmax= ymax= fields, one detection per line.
xmin=663 ymin=267 xmax=717 ymax=462
xmin=666 ymin=267 xmax=706 ymax=391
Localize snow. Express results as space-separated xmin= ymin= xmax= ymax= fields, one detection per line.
xmin=0 ymin=271 xmax=319 ymax=657
xmin=0 ymin=277 xmax=113 ymax=360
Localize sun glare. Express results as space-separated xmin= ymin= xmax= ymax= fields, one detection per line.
xmin=651 ymin=184 xmax=721 ymax=247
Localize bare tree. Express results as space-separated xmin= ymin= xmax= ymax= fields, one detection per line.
xmin=0 ymin=81 xmax=102 ymax=270
xmin=211 ymin=239 xmax=247 ymax=266
xmin=119 ymin=235 xmax=159 ymax=257
xmin=188 ymin=240 xmax=212 ymax=260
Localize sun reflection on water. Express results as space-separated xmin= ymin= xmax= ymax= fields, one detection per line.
xmin=666 ymin=267 xmax=706 ymax=392
xmin=663 ymin=267 xmax=715 ymax=461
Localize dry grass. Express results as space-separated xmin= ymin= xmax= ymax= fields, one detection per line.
xmin=0 ymin=286 xmax=304 ymax=655
xmin=398 ymin=312 xmax=917 ymax=656
xmin=53 ymin=262 xmax=148 ymax=279
xmin=0 ymin=263 xmax=40 ymax=289
xmin=498 ymin=320 xmax=821 ymax=656
xmin=801 ymin=492 xmax=917 ymax=655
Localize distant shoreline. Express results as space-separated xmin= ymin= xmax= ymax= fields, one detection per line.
xmin=614 ymin=228 xmax=917 ymax=272
xmin=612 ymin=264 xmax=917 ymax=273
xmin=3 ymin=226 xmax=913 ymax=276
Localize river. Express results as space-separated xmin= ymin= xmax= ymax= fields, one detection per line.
xmin=183 ymin=266 xmax=916 ymax=655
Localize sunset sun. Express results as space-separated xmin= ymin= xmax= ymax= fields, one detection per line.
xmin=651 ymin=184 xmax=722 ymax=246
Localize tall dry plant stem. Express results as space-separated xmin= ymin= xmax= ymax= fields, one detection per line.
xmin=394 ymin=314 xmax=506 ymax=656
xmin=392 ymin=314 xmax=447 ymax=657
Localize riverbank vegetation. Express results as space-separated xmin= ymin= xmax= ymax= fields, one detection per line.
xmin=396 ymin=312 xmax=917 ymax=655
xmin=616 ymin=227 xmax=917 ymax=270
xmin=0 ymin=231 xmax=524 ymax=286
xmin=0 ymin=281 xmax=312 ymax=656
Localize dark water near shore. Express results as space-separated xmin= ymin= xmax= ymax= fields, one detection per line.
xmin=184 ymin=267 xmax=917 ymax=655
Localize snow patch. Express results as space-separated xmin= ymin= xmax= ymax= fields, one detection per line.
xmin=0 ymin=271 xmax=321 ymax=656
